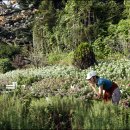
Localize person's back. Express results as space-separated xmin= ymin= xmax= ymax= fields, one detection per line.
xmin=97 ymin=77 xmax=112 ymax=90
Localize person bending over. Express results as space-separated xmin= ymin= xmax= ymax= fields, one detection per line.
xmin=86 ymin=71 xmax=121 ymax=104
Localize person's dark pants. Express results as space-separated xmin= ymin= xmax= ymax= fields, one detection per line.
xmin=103 ymin=82 xmax=121 ymax=104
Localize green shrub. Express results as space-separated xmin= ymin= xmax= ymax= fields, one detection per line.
xmin=47 ymin=51 xmax=67 ymax=65
xmin=0 ymin=44 xmax=20 ymax=59
xmin=73 ymin=42 xmax=97 ymax=69
xmin=93 ymin=37 xmax=112 ymax=60
xmin=17 ymin=75 xmax=42 ymax=86
xmin=60 ymin=51 xmax=74 ymax=65
xmin=93 ymin=19 xmax=130 ymax=60
xmin=0 ymin=58 xmax=14 ymax=73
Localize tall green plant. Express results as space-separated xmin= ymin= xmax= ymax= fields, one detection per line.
xmin=73 ymin=42 xmax=97 ymax=69
xmin=53 ymin=0 xmax=98 ymax=51
xmin=33 ymin=0 xmax=56 ymax=54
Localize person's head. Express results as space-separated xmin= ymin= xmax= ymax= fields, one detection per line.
xmin=86 ymin=71 xmax=97 ymax=84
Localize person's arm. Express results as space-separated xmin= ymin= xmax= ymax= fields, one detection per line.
xmin=90 ymin=84 xmax=99 ymax=96
xmin=98 ymin=86 xmax=103 ymax=98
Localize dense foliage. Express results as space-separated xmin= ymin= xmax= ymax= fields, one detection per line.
xmin=0 ymin=44 xmax=20 ymax=59
xmin=33 ymin=0 xmax=125 ymax=52
xmin=0 ymin=58 xmax=14 ymax=73
xmin=31 ymin=0 xmax=130 ymax=68
xmin=1 ymin=0 xmax=130 ymax=69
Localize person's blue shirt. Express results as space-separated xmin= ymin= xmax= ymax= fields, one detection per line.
xmin=97 ymin=77 xmax=112 ymax=90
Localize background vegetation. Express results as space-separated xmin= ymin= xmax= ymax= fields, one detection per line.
xmin=0 ymin=0 xmax=130 ymax=69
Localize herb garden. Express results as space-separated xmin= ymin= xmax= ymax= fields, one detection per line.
xmin=0 ymin=59 xmax=130 ymax=129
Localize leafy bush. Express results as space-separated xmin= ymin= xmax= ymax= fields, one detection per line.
xmin=93 ymin=19 xmax=130 ymax=59
xmin=17 ymin=75 xmax=42 ymax=86
xmin=93 ymin=37 xmax=113 ymax=59
xmin=0 ymin=44 xmax=20 ymax=59
xmin=47 ymin=51 xmax=74 ymax=65
xmin=73 ymin=42 xmax=97 ymax=69
xmin=0 ymin=58 xmax=14 ymax=73
xmin=47 ymin=51 xmax=65 ymax=65
xmin=60 ymin=51 xmax=74 ymax=65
